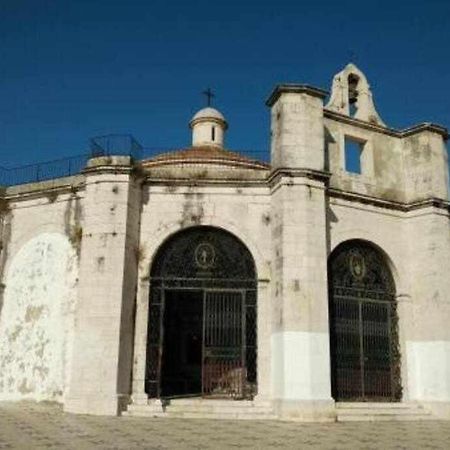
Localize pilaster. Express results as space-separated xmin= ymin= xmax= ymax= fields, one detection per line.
xmin=65 ymin=156 xmax=141 ymax=415
xmin=267 ymin=85 xmax=334 ymax=420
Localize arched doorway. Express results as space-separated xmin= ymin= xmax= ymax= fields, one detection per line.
xmin=145 ymin=226 xmax=257 ymax=400
xmin=328 ymin=240 xmax=401 ymax=402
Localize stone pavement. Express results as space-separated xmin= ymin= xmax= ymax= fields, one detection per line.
xmin=0 ymin=402 xmax=450 ymax=450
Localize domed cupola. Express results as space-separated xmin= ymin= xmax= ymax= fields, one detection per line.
xmin=189 ymin=107 xmax=228 ymax=148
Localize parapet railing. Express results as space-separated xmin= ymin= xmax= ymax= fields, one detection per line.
xmin=0 ymin=154 xmax=90 ymax=187
xmin=0 ymin=147 xmax=270 ymax=187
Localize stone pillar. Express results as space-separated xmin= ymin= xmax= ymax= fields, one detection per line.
xmin=65 ymin=156 xmax=141 ymax=416
xmin=404 ymin=204 xmax=450 ymax=418
xmin=402 ymin=126 xmax=449 ymax=203
xmin=255 ymin=280 xmax=271 ymax=401
xmin=267 ymin=84 xmax=328 ymax=171
xmin=401 ymin=125 xmax=450 ymax=417
xmin=131 ymin=277 xmax=150 ymax=405
xmin=267 ymin=85 xmax=335 ymax=421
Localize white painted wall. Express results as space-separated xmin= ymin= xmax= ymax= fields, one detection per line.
xmin=271 ymin=331 xmax=331 ymax=400
xmin=0 ymin=233 xmax=78 ymax=401
xmin=406 ymin=341 xmax=450 ymax=401
xmin=192 ymin=121 xmax=225 ymax=147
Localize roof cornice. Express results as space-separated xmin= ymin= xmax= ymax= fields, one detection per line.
xmin=324 ymin=109 xmax=448 ymax=140
xmin=266 ymin=84 xmax=329 ymax=106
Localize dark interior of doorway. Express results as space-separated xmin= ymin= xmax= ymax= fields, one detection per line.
xmin=161 ymin=290 xmax=203 ymax=398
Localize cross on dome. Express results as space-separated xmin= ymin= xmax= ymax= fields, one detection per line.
xmin=202 ymin=88 xmax=215 ymax=107
xmin=190 ymin=96 xmax=228 ymax=148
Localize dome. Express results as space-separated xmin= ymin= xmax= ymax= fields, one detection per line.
xmin=190 ymin=107 xmax=226 ymax=124
xmin=189 ymin=106 xmax=228 ymax=147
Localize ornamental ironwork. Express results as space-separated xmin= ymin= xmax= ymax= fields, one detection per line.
xmin=194 ymin=242 xmax=216 ymax=269
xmin=328 ymin=240 xmax=402 ymax=402
xmin=146 ymin=226 xmax=257 ymax=400
xmin=150 ymin=227 xmax=256 ymax=281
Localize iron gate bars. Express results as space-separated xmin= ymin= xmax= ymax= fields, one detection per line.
xmin=328 ymin=241 xmax=401 ymax=402
xmin=202 ymin=290 xmax=245 ymax=398
xmin=145 ymin=226 xmax=258 ymax=400
xmin=145 ymin=283 xmax=257 ymax=399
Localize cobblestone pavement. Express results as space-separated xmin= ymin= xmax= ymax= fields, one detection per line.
xmin=0 ymin=402 xmax=450 ymax=450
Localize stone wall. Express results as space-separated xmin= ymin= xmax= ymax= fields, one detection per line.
xmin=325 ymin=116 xmax=449 ymax=204
xmin=0 ymin=184 xmax=83 ymax=402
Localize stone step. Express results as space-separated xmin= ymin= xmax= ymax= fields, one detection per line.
xmin=125 ymin=399 xmax=276 ymax=420
xmin=164 ymin=411 xmax=277 ymax=420
xmin=166 ymin=406 xmax=273 ymax=414
xmin=336 ymin=402 xmax=418 ymax=409
xmin=125 ymin=408 xmax=277 ymax=420
xmin=337 ymin=414 xmax=434 ymax=422
xmin=336 ymin=402 xmax=433 ymax=422
xmin=162 ymin=399 xmax=271 ymax=408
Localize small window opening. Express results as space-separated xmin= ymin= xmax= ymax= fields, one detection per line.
xmin=345 ymin=137 xmax=364 ymax=174
xmin=211 ymin=126 xmax=216 ymax=141
xmin=348 ymin=73 xmax=359 ymax=117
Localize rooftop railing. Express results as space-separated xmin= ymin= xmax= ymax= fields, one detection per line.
xmin=0 ymin=135 xmax=270 ymax=187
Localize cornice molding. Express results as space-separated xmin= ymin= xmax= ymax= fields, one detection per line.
xmin=328 ymin=188 xmax=450 ymax=213
xmin=324 ymin=109 xmax=448 ymax=140
xmin=266 ymin=84 xmax=329 ymax=106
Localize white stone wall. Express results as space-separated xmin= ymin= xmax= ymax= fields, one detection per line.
xmin=328 ymin=196 xmax=450 ymax=415
xmin=131 ymin=183 xmax=273 ymax=401
xmin=192 ymin=121 xmax=225 ymax=147
xmin=137 ymin=185 xmax=271 ymax=279
xmin=0 ymin=187 xmax=82 ymax=402
xmin=270 ymin=92 xmax=324 ymax=170
xmin=0 ymin=232 xmax=78 ymax=401
xmin=325 ymin=117 xmax=449 ymax=204
xmin=65 ymin=164 xmax=140 ymax=416
xmin=403 ymin=206 xmax=450 ymax=413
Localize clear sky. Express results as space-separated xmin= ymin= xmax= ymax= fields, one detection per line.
xmin=1 ymin=0 xmax=449 ymax=166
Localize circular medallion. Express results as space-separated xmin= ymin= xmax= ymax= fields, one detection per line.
xmin=349 ymin=252 xmax=366 ymax=280
xmin=194 ymin=242 xmax=216 ymax=269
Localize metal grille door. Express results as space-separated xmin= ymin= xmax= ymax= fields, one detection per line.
xmin=202 ymin=290 xmax=245 ymax=398
xmin=331 ymin=290 xmax=398 ymax=400
xmin=329 ymin=241 xmax=401 ymax=402
xmin=146 ymin=227 xmax=258 ymax=400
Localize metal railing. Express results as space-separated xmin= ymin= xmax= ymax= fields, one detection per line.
xmin=0 ymin=154 xmax=90 ymax=187
xmin=90 ymin=134 xmax=143 ymax=160
xmin=0 ymin=139 xmax=270 ymax=187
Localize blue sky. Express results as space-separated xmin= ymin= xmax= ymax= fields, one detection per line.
xmin=0 ymin=0 xmax=449 ymax=166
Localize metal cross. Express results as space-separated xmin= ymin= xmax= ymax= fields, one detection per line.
xmin=203 ymin=88 xmax=215 ymax=107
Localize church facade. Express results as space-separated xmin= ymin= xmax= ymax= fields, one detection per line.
xmin=0 ymin=64 xmax=449 ymax=421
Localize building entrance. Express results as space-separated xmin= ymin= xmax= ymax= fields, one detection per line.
xmin=161 ymin=290 xmax=203 ymax=397
xmin=328 ymin=240 xmax=402 ymax=402
xmin=146 ymin=227 xmax=257 ymax=400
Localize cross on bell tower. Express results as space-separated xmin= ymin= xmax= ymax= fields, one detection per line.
xmin=202 ymin=88 xmax=215 ymax=107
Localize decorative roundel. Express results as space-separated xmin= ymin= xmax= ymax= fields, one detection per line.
xmin=349 ymin=251 xmax=366 ymax=280
xmin=194 ymin=242 xmax=216 ymax=269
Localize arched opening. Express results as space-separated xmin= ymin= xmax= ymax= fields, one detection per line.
xmin=328 ymin=240 xmax=401 ymax=402
xmin=145 ymin=226 xmax=257 ymax=400
xmin=348 ymin=73 xmax=360 ymax=117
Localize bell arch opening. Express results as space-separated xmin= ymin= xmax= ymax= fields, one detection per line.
xmin=328 ymin=239 xmax=402 ymax=402
xmin=145 ymin=226 xmax=257 ymax=400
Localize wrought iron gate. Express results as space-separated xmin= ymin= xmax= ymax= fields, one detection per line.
xmin=203 ymin=290 xmax=245 ymax=398
xmin=329 ymin=241 xmax=401 ymax=402
xmin=145 ymin=226 xmax=258 ymax=400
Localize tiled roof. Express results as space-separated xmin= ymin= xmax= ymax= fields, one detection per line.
xmin=141 ymin=146 xmax=270 ymax=170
